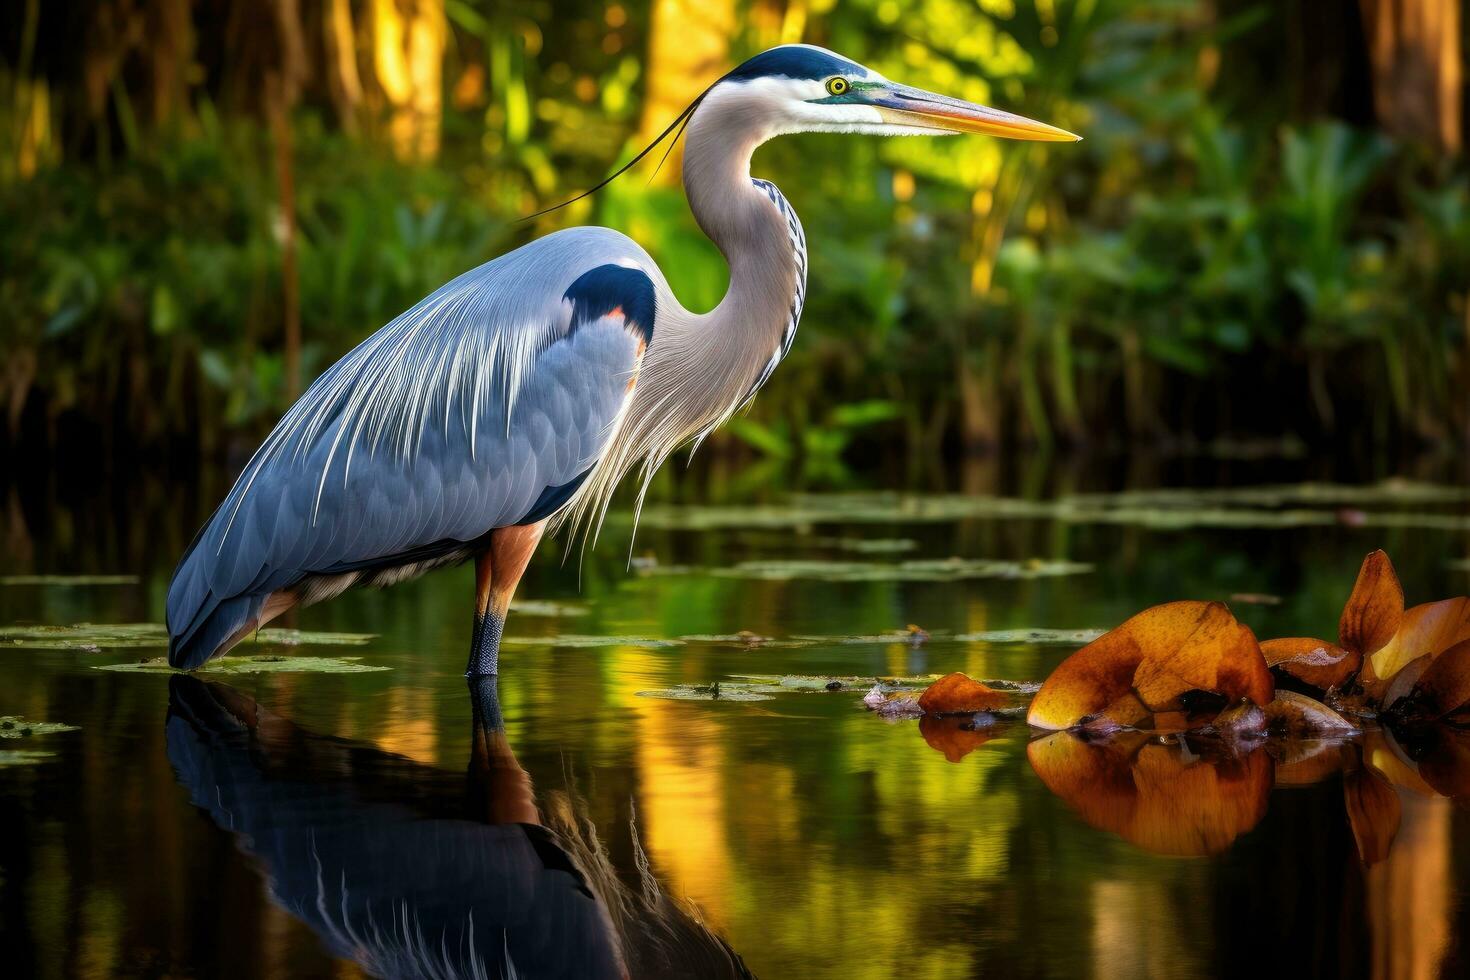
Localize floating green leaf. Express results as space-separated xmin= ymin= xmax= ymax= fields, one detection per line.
xmin=0 ymin=575 xmax=140 ymax=586
xmin=502 ymin=635 xmax=685 ymax=649
xmin=637 ymin=685 xmax=773 ymax=702
xmin=95 ymin=655 xmax=389 ymax=674
xmin=1 ymin=623 xmax=375 ymax=650
xmin=702 ymin=558 xmax=1091 ymax=582
xmin=953 ymin=628 xmax=1107 ymax=645
xmin=509 ymin=600 xmax=590 ymax=617
xmin=628 ymin=482 xmax=1470 ymax=533
xmin=0 ymin=717 xmax=80 ymax=738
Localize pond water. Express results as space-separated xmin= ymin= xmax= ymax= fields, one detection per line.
xmin=2 ymin=457 xmax=1469 ymax=978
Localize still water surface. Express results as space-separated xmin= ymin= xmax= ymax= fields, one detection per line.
xmin=2 ymin=458 xmax=1469 ymax=978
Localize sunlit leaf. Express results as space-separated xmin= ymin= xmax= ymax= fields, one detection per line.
xmin=1369 ymin=598 xmax=1470 ymax=684
xmin=1028 ymin=732 xmax=1272 ymax=856
xmin=1338 ymin=550 xmax=1404 ymax=660
xmin=1260 ymin=636 xmax=1358 ymax=689
xmin=1027 ymin=601 xmax=1272 ymax=730
xmin=917 ymin=672 xmax=1009 ymax=715
xmin=1344 ymin=766 xmax=1400 ymax=865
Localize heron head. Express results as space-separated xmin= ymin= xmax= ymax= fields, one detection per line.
xmin=713 ymin=44 xmax=1079 ymax=142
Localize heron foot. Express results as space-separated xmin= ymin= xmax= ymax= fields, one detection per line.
xmin=465 ymin=610 xmax=503 ymax=677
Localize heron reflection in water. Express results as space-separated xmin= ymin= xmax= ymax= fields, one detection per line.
xmin=165 ymin=677 xmax=751 ymax=979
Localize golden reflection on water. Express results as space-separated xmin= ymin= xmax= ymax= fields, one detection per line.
xmin=1366 ymin=791 xmax=1451 ymax=980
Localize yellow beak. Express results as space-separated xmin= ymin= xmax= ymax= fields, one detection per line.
xmin=871 ymin=83 xmax=1081 ymax=142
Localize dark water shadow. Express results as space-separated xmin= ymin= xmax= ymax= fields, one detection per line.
xmin=165 ymin=676 xmax=752 ymax=979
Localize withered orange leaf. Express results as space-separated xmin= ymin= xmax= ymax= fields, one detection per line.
xmin=1028 ymin=732 xmax=1272 ymax=856
xmin=917 ymin=672 xmax=1008 ymax=715
xmin=919 ymin=715 xmax=1003 ymax=762
xmin=1407 ymin=638 xmax=1470 ymax=718
xmin=1261 ymin=690 xmax=1358 ymax=736
xmin=1369 ymin=597 xmax=1470 ymax=684
xmin=1260 ymin=637 xmax=1359 ymax=690
xmin=1338 ymin=550 xmax=1405 ymax=659
xmin=1027 ymin=601 xmax=1272 ymax=731
xmin=1344 ymin=766 xmax=1400 ymax=866
xmin=1380 ymin=653 xmax=1433 ymax=711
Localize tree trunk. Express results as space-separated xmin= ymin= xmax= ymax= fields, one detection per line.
xmin=1359 ymin=0 xmax=1462 ymax=154
xmin=372 ymin=0 xmax=445 ymax=161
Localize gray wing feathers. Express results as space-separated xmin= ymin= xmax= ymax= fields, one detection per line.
xmin=167 ymin=228 xmax=654 ymax=667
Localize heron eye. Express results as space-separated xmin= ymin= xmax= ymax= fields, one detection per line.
xmin=825 ymin=77 xmax=849 ymax=96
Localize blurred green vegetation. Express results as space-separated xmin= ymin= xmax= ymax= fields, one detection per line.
xmin=1 ymin=0 xmax=1467 ymax=469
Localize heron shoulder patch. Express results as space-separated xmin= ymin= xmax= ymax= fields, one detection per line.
xmin=563 ymin=264 xmax=655 ymax=347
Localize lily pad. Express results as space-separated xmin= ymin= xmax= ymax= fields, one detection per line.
xmin=0 ymin=574 xmax=140 ymax=586
xmin=509 ymin=600 xmax=589 ymax=617
xmin=0 ymin=717 xmax=80 ymax=738
xmin=678 ymin=634 xmax=815 ymax=648
xmin=501 ymin=635 xmax=684 ymax=649
xmin=95 ymin=655 xmax=389 ymax=674
xmin=628 ymin=482 xmax=1470 ymax=533
xmin=705 ymin=558 xmax=1091 ymax=582
xmin=1 ymin=623 xmax=375 ymax=651
xmin=815 ymin=537 xmax=920 ymax=554
xmin=0 ymin=750 xmax=57 ymax=766
xmin=953 ymin=628 xmax=1107 ymax=645
xmin=637 ymin=684 xmax=773 ymax=702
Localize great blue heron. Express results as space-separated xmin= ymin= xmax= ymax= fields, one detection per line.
xmin=166 ymin=44 xmax=1078 ymax=675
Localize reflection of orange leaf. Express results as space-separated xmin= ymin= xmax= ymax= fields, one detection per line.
xmin=1026 ymin=601 xmax=1272 ymax=731
xmin=1028 ymin=732 xmax=1271 ymax=856
xmin=1339 ymin=550 xmax=1405 ymax=659
xmin=1415 ymin=726 xmax=1470 ymax=798
xmin=1371 ymin=599 xmax=1470 ymax=687
xmin=1273 ymin=740 xmax=1349 ymax=786
xmin=917 ymin=672 xmax=1008 ymax=715
xmin=1345 ymin=766 xmax=1401 ymax=865
xmin=919 ymin=715 xmax=1002 ymax=762
xmin=1260 ymin=637 xmax=1359 ymax=689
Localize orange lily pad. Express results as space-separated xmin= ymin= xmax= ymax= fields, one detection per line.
xmin=1338 ymin=550 xmax=1404 ymax=660
xmin=1026 ymin=601 xmax=1273 ymax=731
xmin=1028 ymin=732 xmax=1272 ymax=856
xmin=1260 ymin=637 xmax=1359 ymax=690
xmin=917 ymin=672 xmax=1008 ymax=715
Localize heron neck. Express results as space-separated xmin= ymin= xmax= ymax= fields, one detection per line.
xmin=680 ymin=98 xmax=804 ymax=352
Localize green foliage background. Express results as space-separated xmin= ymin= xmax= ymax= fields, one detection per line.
xmin=2 ymin=0 xmax=1467 ymax=472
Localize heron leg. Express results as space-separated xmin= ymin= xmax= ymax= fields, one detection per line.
xmin=467 ymin=520 xmax=546 ymax=677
